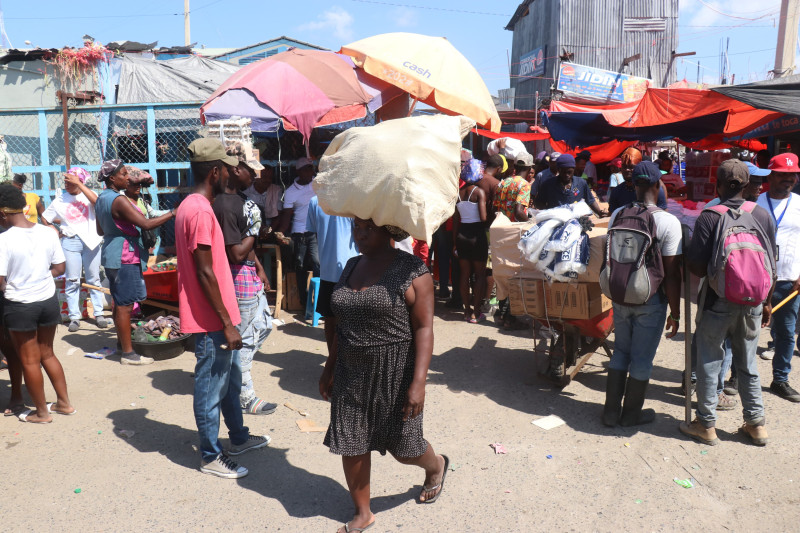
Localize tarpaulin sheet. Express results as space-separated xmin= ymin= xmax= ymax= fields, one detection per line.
xmin=548 ymin=139 xmax=636 ymax=163
xmin=474 ymin=129 xmax=550 ymax=141
xmin=712 ymin=75 xmax=800 ymax=117
xmin=544 ymin=110 xmax=729 ymax=145
xmin=678 ymin=136 xmax=767 ymax=152
xmin=550 ymin=99 xmax=637 ymax=126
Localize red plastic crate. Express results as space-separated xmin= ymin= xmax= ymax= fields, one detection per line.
xmin=143 ymin=269 xmax=178 ymax=302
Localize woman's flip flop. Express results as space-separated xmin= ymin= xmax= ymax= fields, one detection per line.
xmin=420 ymin=454 xmax=450 ymax=504
xmin=17 ymin=409 xmax=53 ymax=424
xmin=47 ymin=403 xmax=77 ymax=416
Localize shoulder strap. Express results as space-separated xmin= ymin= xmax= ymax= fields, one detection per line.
xmin=707 ymin=204 xmax=729 ymax=215
xmin=467 ymin=186 xmax=477 ymax=202
xmin=741 ymin=200 xmax=756 ymax=213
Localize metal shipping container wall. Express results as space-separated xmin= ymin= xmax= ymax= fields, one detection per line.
xmin=507 ymin=0 xmax=679 ymax=109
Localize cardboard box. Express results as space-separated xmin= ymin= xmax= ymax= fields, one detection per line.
xmin=508 ymin=277 xmax=544 ymax=317
xmin=490 ymin=214 xmax=608 ymax=300
xmin=539 ymin=282 xmax=612 ymax=320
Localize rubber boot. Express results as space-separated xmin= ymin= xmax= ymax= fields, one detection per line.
xmin=619 ymin=376 xmax=656 ymax=427
xmin=602 ymin=369 xmax=627 ymax=427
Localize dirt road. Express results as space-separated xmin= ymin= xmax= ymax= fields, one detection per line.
xmin=2 ymin=302 xmax=798 ymax=531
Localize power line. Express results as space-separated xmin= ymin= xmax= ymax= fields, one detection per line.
xmin=695 ymin=0 xmax=777 ymax=21
xmin=349 ymin=0 xmax=512 ymax=16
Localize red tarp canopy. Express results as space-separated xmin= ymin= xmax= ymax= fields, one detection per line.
xmin=474 ymin=128 xmax=550 ymax=142
xmin=549 ymin=139 xmax=636 ymax=163
xmin=677 ymin=136 xmax=768 ymax=152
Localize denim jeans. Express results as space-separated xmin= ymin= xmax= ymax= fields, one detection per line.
xmin=770 ymin=280 xmax=800 ymax=383
xmin=193 ymin=331 xmax=250 ymax=462
xmin=236 ymin=291 xmax=272 ymax=408
xmin=695 ymin=298 xmax=765 ymax=427
xmin=61 ymin=236 xmax=105 ymax=320
xmin=609 ymin=293 xmax=668 ymax=380
xmin=691 ymin=335 xmax=732 ymax=395
xmin=292 ymin=232 xmax=320 ymax=306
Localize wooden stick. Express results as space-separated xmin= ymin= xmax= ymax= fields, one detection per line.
xmin=81 ymin=283 xmax=180 ymax=313
xmin=772 ymin=290 xmax=798 ymax=314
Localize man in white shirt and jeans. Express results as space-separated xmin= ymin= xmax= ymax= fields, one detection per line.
xmin=276 ymin=157 xmax=320 ymax=307
xmin=756 ymin=153 xmax=800 ymax=402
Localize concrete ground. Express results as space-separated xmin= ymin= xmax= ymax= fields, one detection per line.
xmin=2 ymin=299 xmax=799 ymax=532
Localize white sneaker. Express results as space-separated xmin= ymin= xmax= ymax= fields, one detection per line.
xmin=200 ymin=454 xmax=248 ymax=479
xmin=760 ymin=349 xmax=775 ymax=361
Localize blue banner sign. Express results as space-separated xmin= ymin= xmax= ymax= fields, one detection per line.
xmin=518 ymin=47 xmax=545 ymax=78
xmin=556 ymin=63 xmax=650 ymax=103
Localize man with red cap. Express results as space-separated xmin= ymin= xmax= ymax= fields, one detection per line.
xmin=756 ymin=153 xmax=800 ymax=402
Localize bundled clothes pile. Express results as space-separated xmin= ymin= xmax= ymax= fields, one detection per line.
xmin=518 ymin=201 xmax=594 ymax=283
xmin=133 ymin=315 xmax=182 ymax=341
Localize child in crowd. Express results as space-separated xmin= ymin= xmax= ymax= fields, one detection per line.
xmin=0 ymin=183 xmax=75 ymax=422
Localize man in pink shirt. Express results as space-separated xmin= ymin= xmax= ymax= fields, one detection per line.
xmin=176 ymin=138 xmax=270 ymax=479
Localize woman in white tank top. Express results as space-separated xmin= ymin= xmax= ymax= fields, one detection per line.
xmin=453 ymin=159 xmax=489 ymax=323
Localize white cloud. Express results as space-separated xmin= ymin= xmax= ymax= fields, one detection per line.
xmin=392 ymin=7 xmax=419 ymax=28
xmin=298 ymin=6 xmax=354 ymax=42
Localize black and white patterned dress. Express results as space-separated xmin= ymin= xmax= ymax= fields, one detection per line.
xmin=324 ymin=251 xmax=430 ymax=457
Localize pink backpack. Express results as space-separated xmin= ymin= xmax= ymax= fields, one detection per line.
xmin=706 ymin=201 xmax=774 ymax=306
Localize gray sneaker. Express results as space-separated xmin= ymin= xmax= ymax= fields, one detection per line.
xmin=95 ymin=316 xmax=109 ymax=329
xmin=200 ymin=454 xmax=248 ymax=479
xmin=120 ymin=353 xmax=155 ymax=365
xmin=760 ymin=349 xmax=775 ymax=361
xmin=227 ymin=434 xmax=271 ymax=456
xmin=717 ymin=392 xmax=738 ymax=411
xmin=67 ymin=320 xmax=80 ymax=333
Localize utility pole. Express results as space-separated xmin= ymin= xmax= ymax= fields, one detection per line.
xmin=773 ymin=0 xmax=800 ymax=78
xmin=184 ymin=0 xmax=190 ymax=47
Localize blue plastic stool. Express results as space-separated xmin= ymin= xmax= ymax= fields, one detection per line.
xmin=305 ymin=277 xmax=322 ymax=326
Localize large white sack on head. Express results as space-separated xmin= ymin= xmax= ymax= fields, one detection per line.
xmin=487 ymin=137 xmax=527 ymax=160
xmin=313 ymin=115 xmax=475 ymax=243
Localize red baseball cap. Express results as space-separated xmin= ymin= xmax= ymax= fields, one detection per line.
xmin=768 ymin=153 xmax=799 ymax=172
xmin=607 ymin=157 xmax=622 ymax=169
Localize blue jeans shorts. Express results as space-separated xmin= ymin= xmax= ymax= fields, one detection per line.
xmin=106 ymin=263 xmax=147 ymax=307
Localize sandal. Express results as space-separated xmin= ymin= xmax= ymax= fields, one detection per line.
xmin=469 ymin=313 xmax=486 ymax=324
xmin=339 ymin=520 xmax=375 ymax=533
xmin=17 ymin=409 xmax=53 ymax=424
xmin=420 ymin=454 xmax=450 ymax=504
xmin=47 ymin=402 xmax=78 ymax=416
xmin=4 ymin=404 xmax=26 ymax=417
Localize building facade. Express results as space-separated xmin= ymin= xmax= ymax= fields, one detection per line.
xmin=506 ymin=0 xmax=679 ymax=110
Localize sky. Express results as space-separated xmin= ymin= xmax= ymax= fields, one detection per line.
xmin=0 ymin=0 xmax=795 ymax=94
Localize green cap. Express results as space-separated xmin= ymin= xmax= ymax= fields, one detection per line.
xmin=188 ymin=138 xmax=239 ymax=166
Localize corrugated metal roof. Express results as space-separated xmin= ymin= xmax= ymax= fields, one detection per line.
xmin=506 ymin=0 xmax=535 ymax=31
xmin=623 ymin=18 xmax=667 ymax=32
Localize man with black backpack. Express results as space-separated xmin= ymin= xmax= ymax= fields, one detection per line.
xmin=682 ymin=160 xmax=776 ymax=446
xmin=600 ymin=161 xmax=683 ymax=427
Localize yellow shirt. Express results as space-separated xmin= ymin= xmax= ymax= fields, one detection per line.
xmin=23 ymin=192 xmax=40 ymax=223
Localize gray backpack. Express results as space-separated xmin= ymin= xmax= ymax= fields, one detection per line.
xmin=599 ymin=203 xmax=664 ymax=305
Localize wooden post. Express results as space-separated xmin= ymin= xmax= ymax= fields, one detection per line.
xmin=59 ymin=91 xmax=71 ymax=169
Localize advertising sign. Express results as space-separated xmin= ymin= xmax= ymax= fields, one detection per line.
xmin=740 ymin=115 xmax=800 ymax=139
xmin=518 ymin=47 xmax=545 ymax=78
xmin=556 ymin=63 xmax=650 ymax=103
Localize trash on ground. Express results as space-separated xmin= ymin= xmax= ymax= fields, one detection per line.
xmin=74 ymin=488 xmax=81 ymax=494
xmin=489 ymin=443 xmax=507 ymax=454
xmin=700 ymin=450 xmax=708 ymax=455
xmin=635 ymin=499 xmax=643 ymax=504
xmin=284 ymin=402 xmax=309 ymax=416
xmin=623 ymin=442 xmax=630 ymax=447
xmin=531 ymin=414 xmax=565 ymax=430
xmin=85 ymin=347 xmax=115 ymax=359
xmin=546 ymin=454 xmax=553 ymax=459
xmin=296 ymin=419 xmax=327 ymax=432
xmin=673 ymin=478 xmax=694 ymax=489
xmin=272 ymin=319 xmax=285 ymax=327
xmin=117 ymin=429 xmax=135 ymax=438
xmin=67 ymin=347 xmax=78 ymax=356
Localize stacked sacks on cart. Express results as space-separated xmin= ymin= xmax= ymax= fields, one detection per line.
xmin=518 ymin=201 xmax=593 ymax=282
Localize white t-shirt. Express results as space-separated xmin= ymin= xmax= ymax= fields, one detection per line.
xmin=608 ymin=206 xmax=683 ymax=257
xmin=282 ymin=180 xmax=316 ymax=234
xmin=756 ymin=192 xmax=800 ymax=281
xmin=42 ymin=189 xmax=102 ymax=250
xmin=0 ymin=224 xmax=66 ymax=303
xmin=609 ymin=172 xmax=624 ymax=188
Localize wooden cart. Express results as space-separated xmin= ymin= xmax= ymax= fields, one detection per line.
xmin=534 ymin=309 xmax=614 ymax=387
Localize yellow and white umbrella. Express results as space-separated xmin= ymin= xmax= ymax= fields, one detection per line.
xmin=341 ymin=32 xmax=501 ymax=132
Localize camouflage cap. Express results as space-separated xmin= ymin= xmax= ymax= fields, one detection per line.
xmin=226 ymin=141 xmax=265 ymax=172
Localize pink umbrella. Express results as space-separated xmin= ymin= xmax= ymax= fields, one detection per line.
xmin=201 ymin=48 xmax=404 ymax=144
